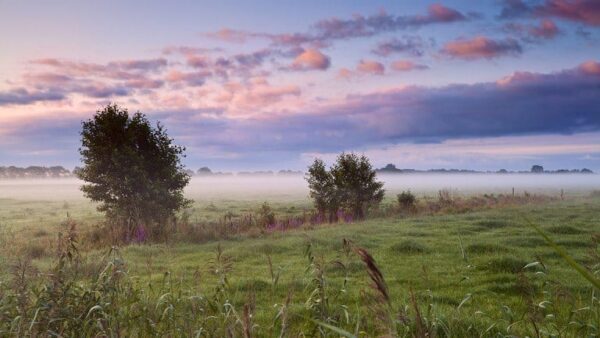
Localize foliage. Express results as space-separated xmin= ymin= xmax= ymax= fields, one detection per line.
xmin=330 ymin=153 xmax=385 ymax=219
xmin=306 ymin=153 xmax=384 ymax=221
xmin=258 ymin=202 xmax=276 ymax=227
xmin=1 ymin=214 xmax=598 ymax=337
xmin=397 ymin=190 xmax=417 ymax=210
xmin=306 ymin=158 xmax=340 ymax=222
xmin=78 ymin=104 xmax=190 ymax=240
xmin=531 ymin=165 xmax=544 ymax=173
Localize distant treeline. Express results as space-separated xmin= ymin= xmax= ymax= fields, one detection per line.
xmin=0 ymin=166 xmax=305 ymax=179
xmin=192 ymin=167 xmax=303 ymax=177
xmin=376 ymin=164 xmax=594 ymax=174
xmin=1 ymin=164 xmax=594 ymax=179
xmin=0 ymin=166 xmax=72 ymax=178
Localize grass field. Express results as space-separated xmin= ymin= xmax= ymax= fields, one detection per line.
xmin=0 ymin=176 xmax=598 ymax=336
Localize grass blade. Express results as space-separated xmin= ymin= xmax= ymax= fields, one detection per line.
xmin=310 ymin=319 xmax=358 ymax=338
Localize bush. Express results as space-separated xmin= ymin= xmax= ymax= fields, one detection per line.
xmin=306 ymin=153 xmax=385 ymax=221
xmin=259 ymin=202 xmax=276 ymax=227
xmin=397 ymin=190 xmax=416 ymax=210
xmin=437 ymin=189 xmax=454 ymax=206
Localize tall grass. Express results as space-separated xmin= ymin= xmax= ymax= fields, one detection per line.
xmin=1 ymin=214 xmax=598 ymax=337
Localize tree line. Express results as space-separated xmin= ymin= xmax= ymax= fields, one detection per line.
xmin=0 ymin=166 xmax=71 ymax=178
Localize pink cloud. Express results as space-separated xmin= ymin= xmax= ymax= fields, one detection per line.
xmin=337 ymin=68 xmax=353 ymax=79
xmin=498 ymin=60 xmax=600 ymax=86
xmin=218 ymin=80 xmax=302 ymax=116
xmin=390 ymin=60 xmax=429 ymax=72
xmin=240 ymin=84 xmax=300 ymax=106
xmin=530 ymin=19 xmax=560 ymax=38
xmin=23 ymin=73 xmax=73 ymax=86
xmin=441 ymin=36 xmax=522 ymax=59
xmin=579 ymin=60 xmax=600 ymax=75
xmin=424 ymin=3 xmax=468 ymax=23
xmin=186 ymin=55 xmax=211 ymax=69
xmin=290 ymin=48 xmax=331 ymax=71
xmin=165 ymin=70 xmax=210 ymax=86
xmin=124 ymin=78 xmax=164 ymax=90
xmin=205 ymin=28 xmax=254 ymax=43
xmin=157 ymin=94 xmax=191 ymax=109
xmin=357 ymin=60 xmax=385 ymax=75
xmin=108 ymin=58 xmax=167 ymax=71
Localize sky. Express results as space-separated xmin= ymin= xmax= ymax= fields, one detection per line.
xmin=1 ymin=0 xmax=599 ymax=172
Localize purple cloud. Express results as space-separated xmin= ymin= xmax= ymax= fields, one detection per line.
xmin=498 ymin=0 xmax=600 ymax=26
xmin=208 ymin=4 xmax=473 ymax=48
xmin=504 ymin=19 xmax=561 ymax=42
xmin=372 ymin=36 xmax=425 ymax=57
xmin=3 ymin=62 xmax=599 ymax=162
xmin=391 ymin=60 xmax=429 ymax=72
xmin=32 ymin=58 xmax=168 ymax=78
xmin=0 ymin=88 xmax=65 ymax=106
xmin=158 ymin=61 xmax=600 ymax=153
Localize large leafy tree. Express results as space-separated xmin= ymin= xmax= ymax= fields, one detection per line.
xmin=306 ymin=153 xmax=385 ymax=221
xmin=78 ymin=104 xmax=190 ymax=239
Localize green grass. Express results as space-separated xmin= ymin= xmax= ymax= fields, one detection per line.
xmin=0 ymin=193 xmax=598 ymax=336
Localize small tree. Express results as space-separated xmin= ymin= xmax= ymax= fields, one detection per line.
xmin=397 ymin=190 xmax=416 ymax=210
xmin=531 ymin=165 xmax=544 ymax=173
xmin=197 ymin=167 xmax=212 ymax=175
xmin=78 ymin=104 xmax=190 ymax=240
xmin=331 ymin=153 xmax=385 ymax=219
xmin=306 ymin=159 xmax=339 ymax=222
xmin=306 ymin=153 xmax=385 ymax=221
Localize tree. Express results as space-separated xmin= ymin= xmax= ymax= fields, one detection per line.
xmin=197 ymin=167 xmax=213 ymax=175
xmin=307 ymin=158 xmax=340 ymax=222
xmin=331 ymin=153 xmax=385 ymax=219
xmin=78 ymin=104 xmax=190 ymax=240
xmin=531 ymin=165 xmax=544 ymax=173
xmin=306 ymin=153 xmax=385 ymax=221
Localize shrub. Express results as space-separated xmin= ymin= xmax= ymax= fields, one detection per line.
xmin=306 ymin=153 xmax=385 ymax=221
xmin=397 ymin=190 xmax=417 ymax=210
xmin=437 ymin=189 xmax=454 ymax=206
xmin=258 ymin=202 xmax=276 ymax=227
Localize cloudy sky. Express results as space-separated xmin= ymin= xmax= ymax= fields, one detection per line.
xmin=1 ymin=0 xmax=599 ymax=171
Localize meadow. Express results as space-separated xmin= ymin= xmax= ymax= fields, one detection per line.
xmin=0 ymin=174 xmax=598 ymax=336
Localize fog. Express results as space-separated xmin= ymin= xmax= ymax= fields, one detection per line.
xmin=1 ymin=174 xmax=599 ymax=202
